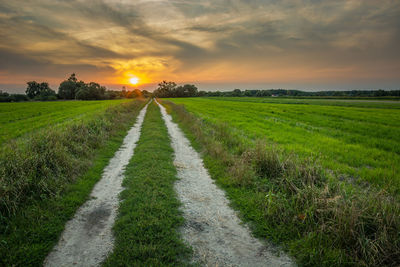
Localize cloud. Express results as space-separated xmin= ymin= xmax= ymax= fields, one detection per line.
xmin=0 ymin=0 xmax=399 ymax=92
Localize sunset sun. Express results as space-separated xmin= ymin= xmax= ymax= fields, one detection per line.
xmin=129 ymin=77 xmax=139 ymax=85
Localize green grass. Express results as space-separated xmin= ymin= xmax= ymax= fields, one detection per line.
xmin=103 ymin=101 xmax=191 ymax=266
xmin=209 ymin=97 xmax=400 ymax=109
xmin=166 ymin=97 xmax=400 ymax=194
xmin=0 ymin=99 xmax=131 ymax=145
xmin=162 ymin=99 xmax=400 ymax=267
xmin=0 ymin=100 xmax=145 ymax=266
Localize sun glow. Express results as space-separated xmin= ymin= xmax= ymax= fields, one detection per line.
xmin=129 ymin=77 xmax=139 ymax=85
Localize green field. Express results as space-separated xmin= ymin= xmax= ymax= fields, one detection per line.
xmin=1 ymin=97 xmax=399 ymax=266
xmin=0 ymin=99 xmax=131 ymax=145
xmin=213 ymin=97 xmax=400 ymax=109
xmin=0 ymin=99 xmax=145 ymax=266
xmin=167 ymin=97 xmax=400 ymax=194
xmin=164 ymin=98 xmax=400 ymax=266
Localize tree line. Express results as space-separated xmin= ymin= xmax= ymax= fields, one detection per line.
xmin=2 ymin=78 xmax=399 ymax=102
xmin=0 ymin=73 xmax=151 ymax=102
xmin=153 ymin=81 xmax=199 ymax=98
xmin=206 ymin=89 xmax=400 ymax=98
xmin=153 ymin=84 xmax=400 ymax=98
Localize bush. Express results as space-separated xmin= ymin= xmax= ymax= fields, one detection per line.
xmin=0 ymin=91 xmax=29 ymax=102
xmin=34 ymin=94 xmax=57 ymax=101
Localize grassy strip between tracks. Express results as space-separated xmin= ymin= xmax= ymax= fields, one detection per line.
xmin=103 ymin=101 xmax=191 ymax=266
xmin=0 ymin=99 xmax=146 ymax=266
xmin=162 ymin=100 xmax=400 ymax=267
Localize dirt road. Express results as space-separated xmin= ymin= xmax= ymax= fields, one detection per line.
xmin=156 ymin=100 xmax=294 ymax=267
xmin=44 ymin=99 xmax=293 ymax=266
xmin=44 ymin=102 xmax=149 ymax=267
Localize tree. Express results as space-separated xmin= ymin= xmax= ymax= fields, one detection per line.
xmin=68 ymin=73 xmax=77 ymax=83
xmin=153 ymin=81 xmax=199 ymax=98
xmin=75 ymin=82 xmax=106 ymax=100
xmin=26 ymin=81 xmax=42 ymax=98
xmin=141 ymin=90 xmax=152 ymax=98
xmin=153 ymin=81 xmax=177 ymax=97
xmin=244 ymin=90 xmax=258 ymax=97
xmin=0 ymin=91 xmax=30 ymax=102
xmin=105 ymin=90 xmax=121 ymax=99
xmin=232 ymin=89 xmax=242 ymax=97
xmin=132 ymin=89 xmax=142 ymax=98
xmin=374 ymin=89 xmax=386 ymax=97
xmin=26 ymin=81 xmax=56 ymax=100
xmin=180 ymin=84 xmax=198 ymax=97
xmin=198 ymin=91 xmax=206 ymax=97
xmin=58 ymin=73 xmax=84 ymax=99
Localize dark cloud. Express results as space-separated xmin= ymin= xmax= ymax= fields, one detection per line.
xmin=0 ymin=47 xmax=111 ymax=75
xmin=0 ymin=0 xmax=399 ymax=92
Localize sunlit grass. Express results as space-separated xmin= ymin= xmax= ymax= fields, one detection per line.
xmin=163 ymin=99 xmax=400 ymax=266
xmin=167 ymin=97 xmax=400 ymax=193
xmin=0 ymin=99 xmax=131 ymax=145
xmin=0 ymin=100 xmax=145 ymax=266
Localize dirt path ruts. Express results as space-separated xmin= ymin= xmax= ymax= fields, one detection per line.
xmin=44 ymin=101 xmax=150 ymax=267
xmin=156 ymin=100 xmax=294 ymax=267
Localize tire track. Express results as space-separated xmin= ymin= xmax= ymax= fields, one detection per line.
xmin=44 ymin=101 xmax=150 ymax=267
xmin=156 ymin=99 xmax=294 ymax=267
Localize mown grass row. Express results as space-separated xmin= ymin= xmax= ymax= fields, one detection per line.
xmin=103 ymin=101 xmax=191 ymax=266
xmin=163 ymin=100 xmax=400 ymax=267
xmin=0 ymin=99 xmax=146 ymax=266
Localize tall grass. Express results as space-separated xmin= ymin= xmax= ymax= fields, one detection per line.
xmin=0 ymin=100 xmax=145 ymax=218
xmin=164 ymin=100 xmax=400 ymax=266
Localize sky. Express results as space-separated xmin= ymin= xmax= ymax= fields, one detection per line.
xmin=0 ymin=0 xmax=399 ymax=93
